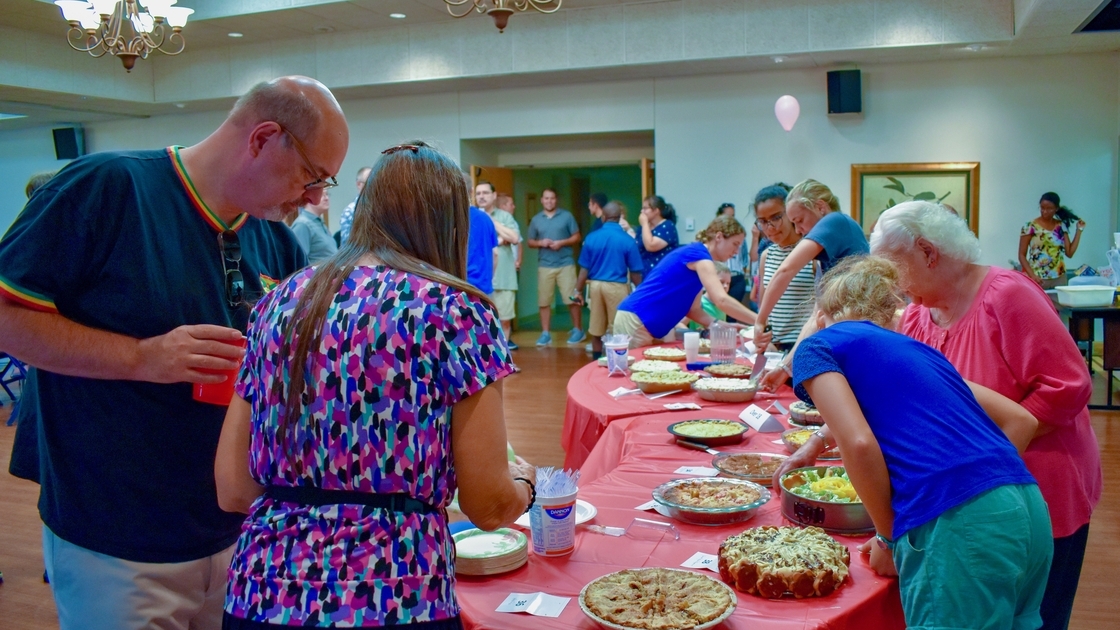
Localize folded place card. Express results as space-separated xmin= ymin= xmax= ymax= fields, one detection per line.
xmin=740 ymin=404 xmax=785 ymax=433
xmin=635 ymin=499 xmax=659 ymax=511
xmin=609 ymin=387 xmax=641 ymax=398
xmin=496 ymin=592 xmax=570 ymax=618
xmin=681 ymin=551 xmax=721 ymax=573
xmin=673 ymin=466 xmax=719 ymax=476
xmin=664 ymin=403 xmax=702 ymax=411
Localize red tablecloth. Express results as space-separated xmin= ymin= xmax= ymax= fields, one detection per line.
xmin=563 ymin=347 xmax=778 ymax=469
xmin=458 ymin=413 xmax=906 ymax=629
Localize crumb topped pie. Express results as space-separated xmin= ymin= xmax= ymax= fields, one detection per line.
xmin=718 ymin=526 xmax=850 ymax=599
xmin=581 ymin=568 xmax=735 ymax=630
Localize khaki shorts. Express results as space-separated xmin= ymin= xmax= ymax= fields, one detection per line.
xmin=492 ymin=290 xmax=516 ymax=322
xmin=538 ymin=265 xmax=578 ymax=307
xmin=588 ymin=280 xmax=630 ymax=337
xmin=613 ymin=309 xmax=675 ymax=349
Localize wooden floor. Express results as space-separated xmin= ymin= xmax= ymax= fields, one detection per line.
xmin=0 ymin=332 xmax=1116 ymax=629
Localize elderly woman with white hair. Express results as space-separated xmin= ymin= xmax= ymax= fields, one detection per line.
xmin=775 ymin=201 xmax=1101 ymax=630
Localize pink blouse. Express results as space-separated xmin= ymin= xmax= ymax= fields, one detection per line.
xmin=900 ymin=266 xmax=1102 ymax=538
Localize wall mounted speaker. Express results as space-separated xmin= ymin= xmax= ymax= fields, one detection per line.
xmin=52 ymin=126 xmax=85 ymax=160
xmin=827 ymin=70 xmax=862 ymax=114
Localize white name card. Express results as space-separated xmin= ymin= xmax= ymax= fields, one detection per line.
xmin=496 ymin=592 xmax=570 ymax=618
xmin=740 ymin=404 xmax=785 ymax=433
xmin=681 ymin=551 xmax=721 ymax=573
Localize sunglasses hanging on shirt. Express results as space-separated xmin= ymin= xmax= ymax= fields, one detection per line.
xmin=218 ymin=230 xmax=244 ymax=308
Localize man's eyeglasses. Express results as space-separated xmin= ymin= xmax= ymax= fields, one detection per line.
xmin=218 ymin=230 xmax=244 ymax=308
xmin=280 ymin=126 xmax=338 ymax=191
xmin=755 ymin=212 xmax=786 ymax=229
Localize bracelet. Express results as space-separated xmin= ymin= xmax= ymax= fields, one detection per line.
xmin=875 ymin=533 xmax=895 ymax=550
xmin=812 ymin=429 xmax=833 ymax=450
xmin=514 ymin=477 xmax=536 ymax=513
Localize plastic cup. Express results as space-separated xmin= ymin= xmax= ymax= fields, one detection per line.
xmin=529 ymin=489 xmax=578 ymax=556
xmin=192 ymin=337 xmax=247 ymax=406
xmin=683 ymin=331 xmax=700 ymax=363
xmin=603 ymin=335 xmax=631 ymax=376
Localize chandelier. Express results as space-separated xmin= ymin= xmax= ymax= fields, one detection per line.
xmin=54 ymin=1 xmax=194 ymax=72
xmin=443 ymin=0 xmax=561 ymax=33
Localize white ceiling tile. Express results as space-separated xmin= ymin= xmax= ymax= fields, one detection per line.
xmin=808 ymin=0 xmax=875 ymax=50
xmin=875 ymin=0 xmax=941 ymax=46
xmin=682 ymin=0 xmax=744 ymax=60
xmin=624 ymin=1 xmax=684 ymax=64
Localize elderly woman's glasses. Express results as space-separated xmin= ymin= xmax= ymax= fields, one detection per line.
xmin=755 ymin=212 xmax=786 ymax=229
xmin=279 ymin=127 xmax=338 ymax=191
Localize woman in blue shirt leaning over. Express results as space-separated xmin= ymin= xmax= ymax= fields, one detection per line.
xmin=788 ymin=255 xmax=1052 ymax=630
xmin=613 ymin=215 xmax=756 ymax=348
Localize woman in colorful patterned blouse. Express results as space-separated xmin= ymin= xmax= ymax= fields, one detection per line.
xmin=215 ymin=141 xmax=536 ymax=629
xmin=1018 ymin=191 xmax=1085 ymax=289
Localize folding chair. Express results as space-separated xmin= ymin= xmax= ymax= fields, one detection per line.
xmin=0 ymin=353 xmax=27 ymax=425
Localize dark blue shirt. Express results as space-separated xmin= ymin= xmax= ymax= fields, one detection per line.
xmin=619 ymin=242 xmax=712 ymax=339
xmin=578 ymin=222 xmax=643 ymax=284
xmin=467 ymin=206 xmax=498 ymax=294
xmin=792 ymin=321 xmax=1036 ymax=539
xmin=803 ymin=212 xmax=869 ymax=273
xmin=637 ymin=219 xmax=679 ymax=275
xmin=0 ymin=148 xmax=305 ymax=562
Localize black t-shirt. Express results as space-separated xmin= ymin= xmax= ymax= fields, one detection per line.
xmin=0 ymin=148 xmax=306 ymax=562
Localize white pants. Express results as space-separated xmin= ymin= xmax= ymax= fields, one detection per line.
xmin=43 ymin=526 xmax=234 ymax=630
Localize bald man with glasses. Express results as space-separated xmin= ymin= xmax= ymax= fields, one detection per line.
xmin=0 ymin=76 xmax=347 ymax=630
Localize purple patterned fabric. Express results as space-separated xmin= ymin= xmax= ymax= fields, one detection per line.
xmin=226 ymin=265 xmax=514 ymax=627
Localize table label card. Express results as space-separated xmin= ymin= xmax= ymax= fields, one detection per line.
xmin=664 ymin=403 xmax=702 ymax=411
xmin=496 ymin=592 xmax=570 ymax=618
xmin=681 ymin=551 xmax=721 ymax=573
xmin=740 ymin=404 xmax=784 ymax=432
xmin=673 ymin=466 xmax=719 ymax=476
xmin=609 ymin=387 xmax=640 ymax=398
xmin=635 ymin=499 xmax=659 ymax=511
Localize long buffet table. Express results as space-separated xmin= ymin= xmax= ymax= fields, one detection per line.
xmin=457 ymin=350 xmax=906 ymax=629
xmin=563 ymin=348 xmax=770 ymax=469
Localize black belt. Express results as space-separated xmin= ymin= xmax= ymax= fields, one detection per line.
xmin=265 ymin=485 xmax=439 ymax=515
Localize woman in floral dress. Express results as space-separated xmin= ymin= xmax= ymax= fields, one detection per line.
xmin=215 ymin=142 xmax=536 ymax=629
xmin=1018 ymin=191 xmax=1085 ymax=289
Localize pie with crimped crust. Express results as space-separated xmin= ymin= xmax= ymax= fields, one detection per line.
xmin=581 ymin=568 xmax=735 ymax=630
xmin=718 ymin=526 xmax=850 ymax=599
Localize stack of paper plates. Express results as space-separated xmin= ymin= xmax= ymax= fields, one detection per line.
xmin=453 ymin=528 xmax=528 ymax=576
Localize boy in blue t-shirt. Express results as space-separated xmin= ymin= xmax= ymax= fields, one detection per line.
xmin=787 ymin=256 xmax=1052 ymax=630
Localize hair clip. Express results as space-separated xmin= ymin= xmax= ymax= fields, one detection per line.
xmin=382 ymin=144 xmax=421 ymax=155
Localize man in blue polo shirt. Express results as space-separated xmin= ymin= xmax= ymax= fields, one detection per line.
xmin=467 ymin=204 xmax=499 ymax=295
xmin=572 ymin=201 xmax=644 ymax=359
xmin=0 ymin=76 xmax=347 ymax=630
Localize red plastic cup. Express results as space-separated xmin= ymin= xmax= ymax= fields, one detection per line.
xmin=192 ymin=337 xmax=247 ymax=406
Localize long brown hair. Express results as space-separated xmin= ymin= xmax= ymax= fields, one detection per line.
xmin=273 ymin=141 xmax=488 ymax=472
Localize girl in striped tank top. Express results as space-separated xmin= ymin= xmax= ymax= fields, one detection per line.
xmin=754 ymin=188 xmax=815 ymax=350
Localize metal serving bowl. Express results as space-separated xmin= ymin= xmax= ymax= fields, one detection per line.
xmin=779 ymin=466 xmax=873 ymax=535
xmin=652 ymin=477 xmax=771 ymax=526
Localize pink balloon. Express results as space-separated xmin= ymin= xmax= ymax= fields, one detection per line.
xmin=775 ymin=95 xmax=800 ymax=131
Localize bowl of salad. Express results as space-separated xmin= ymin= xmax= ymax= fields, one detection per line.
xmin=779 ymin=466 xmax=873 ymax=535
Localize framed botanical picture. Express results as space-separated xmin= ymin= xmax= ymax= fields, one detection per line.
xmin=850 ymin=162 xmax=980 ymax=236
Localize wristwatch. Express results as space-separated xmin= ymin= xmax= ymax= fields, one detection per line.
xmin=811 ymin=428 xmax=832 ymax=449
xmin=874 ymin=533 xmax=894 ymax=551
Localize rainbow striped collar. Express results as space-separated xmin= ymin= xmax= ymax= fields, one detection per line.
xmin=167 ymin=146 xmax=248 ymax=232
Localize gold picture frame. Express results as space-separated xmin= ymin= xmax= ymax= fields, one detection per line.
xmin=850 ymin=162 xmax=980 ymax=236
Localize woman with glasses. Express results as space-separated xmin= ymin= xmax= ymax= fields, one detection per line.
xmin=753 ymin=179 xmax=868 ymax=352
xmin=215 ymin=141 xmax=535 ymax=629
xmin=753 ymin=185 xmax=814 ymax=351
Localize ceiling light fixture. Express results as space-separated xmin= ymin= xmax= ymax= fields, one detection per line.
xmin=772 ymin=55 xmax=788 ymax=63
xmin=228 ymin=32 xmax=243 ymax=38
xmin=54 ymin=0 xmax=193 ymax=72
xmin=965 ymin=44 xmax=985 ymax=52
xmin=389 ymin=13 xmax=406 ymax=19
xmin=443 ymin=0 xmax=561 ymax=33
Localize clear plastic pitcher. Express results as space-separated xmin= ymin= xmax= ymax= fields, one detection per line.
xmin=709 ymin=321 xmax=737 ymax=364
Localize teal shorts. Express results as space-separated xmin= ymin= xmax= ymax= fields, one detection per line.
xmin=893 ymin=484 xmax=1053 ymax=630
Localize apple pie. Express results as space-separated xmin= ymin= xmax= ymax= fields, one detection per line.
xmin=581 ymin=568 xmax=734 ymax=630
xmin=704 ymin=363 xmax=752 ymax=378
xmin=718 ymin=526 xmax=850 ymax=599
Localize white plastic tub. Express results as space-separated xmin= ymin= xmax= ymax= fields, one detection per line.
xmin=1055 ymin=285 xmax=1116 ymax=307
